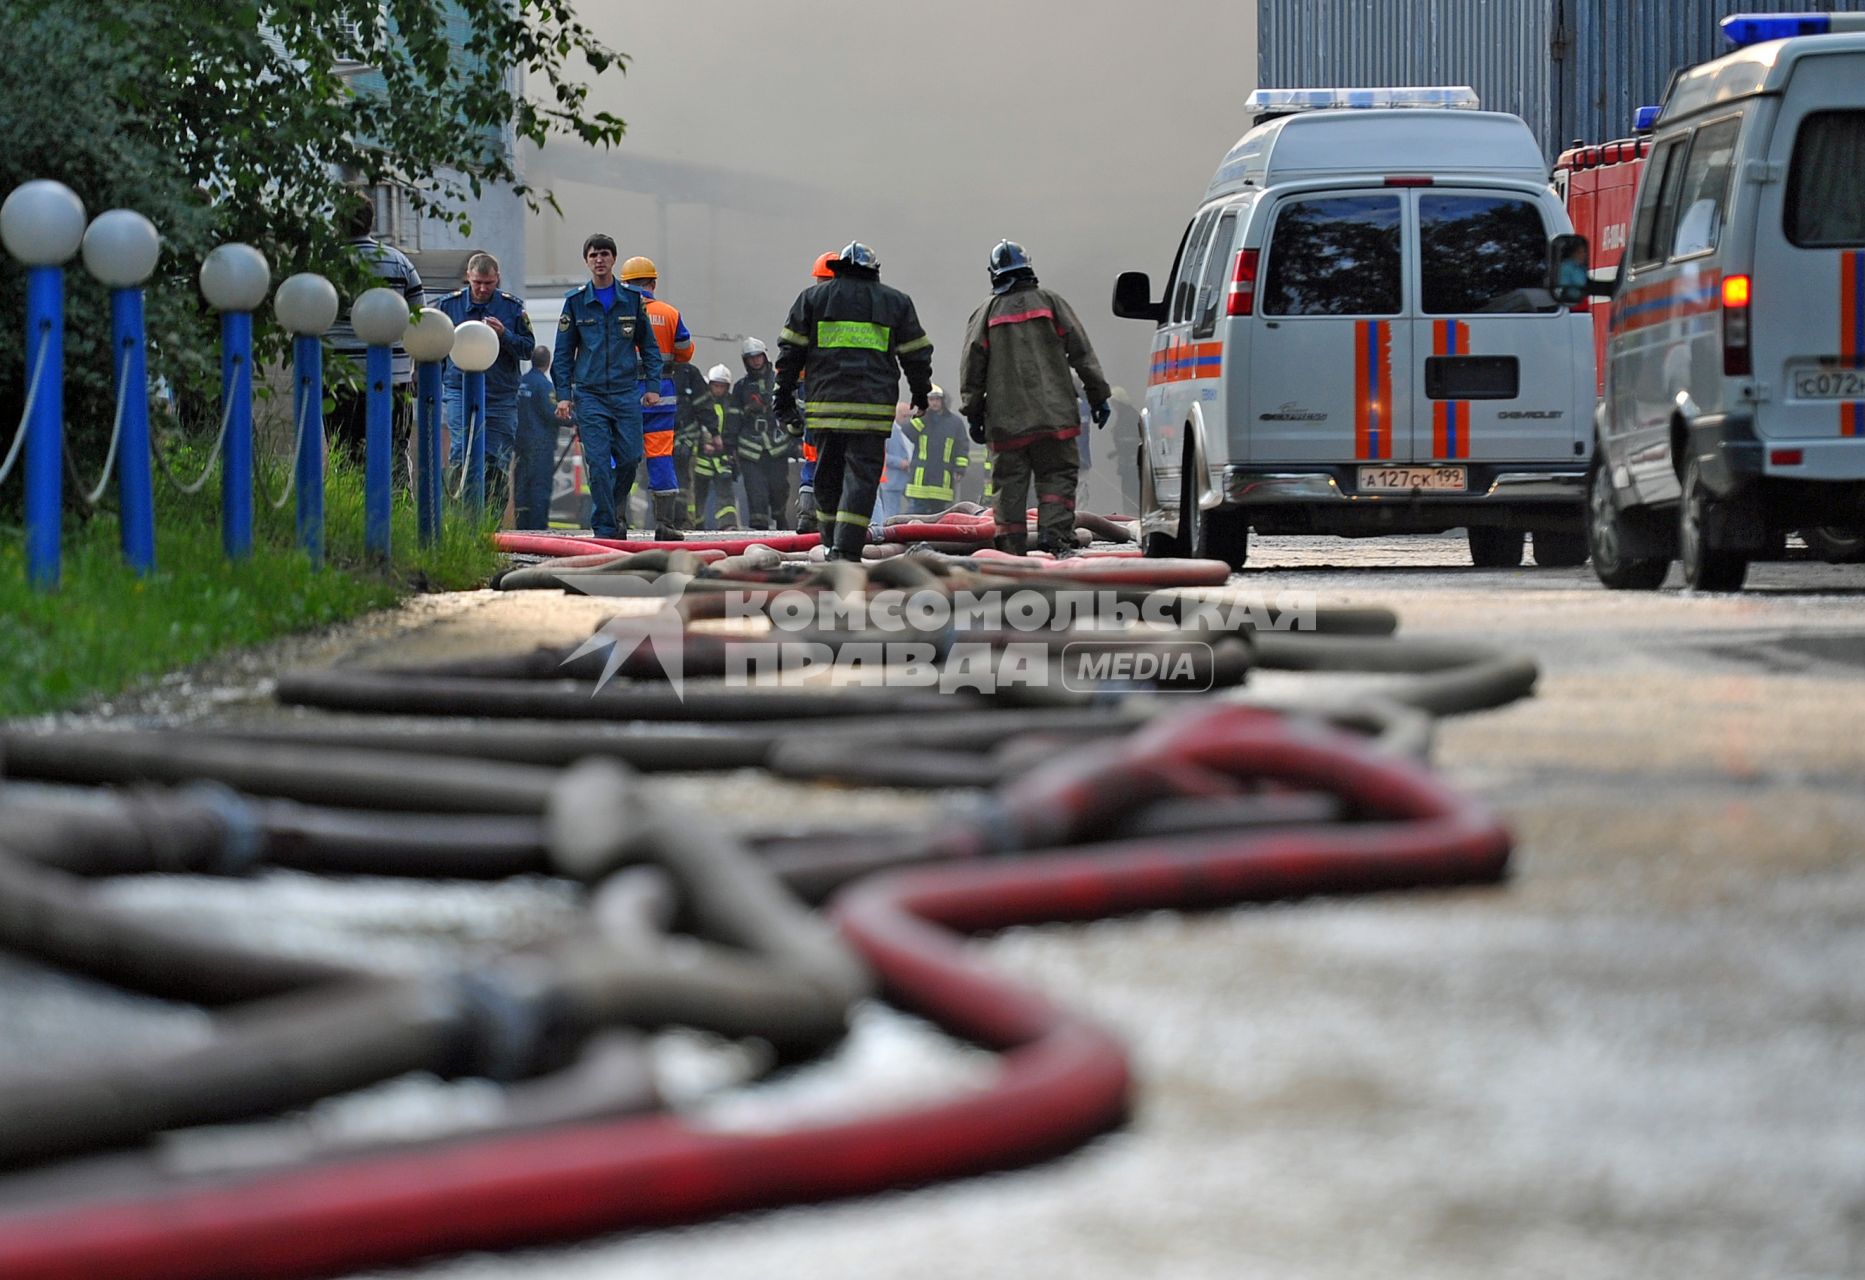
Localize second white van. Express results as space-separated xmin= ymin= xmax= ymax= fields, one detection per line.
xmin=1113 ymin=88 xmax=1596 ymax=568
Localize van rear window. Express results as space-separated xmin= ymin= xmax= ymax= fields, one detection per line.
xmin=1418 ymin=195 xmax=1557 ymax=314
xmin=1262 ymin=195 xmax=1402 ymax=316
xmin=1788 ymin=112 xmax=1865 ymax=247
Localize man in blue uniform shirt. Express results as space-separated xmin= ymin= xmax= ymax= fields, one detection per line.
xmin=437 ymin=252 xmax=534 ymax=502
xmin=551 ymin=234 xmax=665 ymax=539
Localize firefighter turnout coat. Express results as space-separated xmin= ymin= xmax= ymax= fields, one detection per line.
xmin=776 ymin=274 xmax=934 ymax=433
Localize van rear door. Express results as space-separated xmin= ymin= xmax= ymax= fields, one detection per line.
xmin=1413 ymin=189 xmax=1585 ymax=466
xmin=1750 ymin=56 xmax=1865 ymax=447
xmin=1248 ymin=192 xmax=1413 ymax=469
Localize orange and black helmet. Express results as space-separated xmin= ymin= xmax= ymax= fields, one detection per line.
xmin=811 ymin=250 xmax=837 ymax=280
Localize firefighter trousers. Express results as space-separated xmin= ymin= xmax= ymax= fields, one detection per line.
xmin=813 ymin=431 xmax=887 ymax=555
xmin=740 ymin=454 xmax=791 ymax=531
xmin=991 ymin=435 xmax=1079 ymax=550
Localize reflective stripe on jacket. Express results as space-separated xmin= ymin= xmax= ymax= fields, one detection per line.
xmin=903 ymin=411 xmax=972 ymax=501
xmin=775 ymin=273 xmax=933 ymax=433
xmin=733 ymin=367 xmax=792 ymax=461
xmin=959 ymin=280 xmax=1110 ymax=451
xmin=694 ymin=400 xmax=738 ymax=477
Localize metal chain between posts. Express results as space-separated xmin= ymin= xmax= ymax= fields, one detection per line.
xmin=152 ymin=391 xmax=237 ymax=496
xmin=70 ymin=347 xmax=134 ymax=508
xmin=262 ymin=373 xmax=318 ymax=511
xmin=0 ymin=334 xmax=51 ymax=489
xmin=447 ymin=404 xmax=479 ymax=501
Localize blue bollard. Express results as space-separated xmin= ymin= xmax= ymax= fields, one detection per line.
xmin=23 ymin=266 xmax=63 ymax=588
xmin=364 ymin=344 xmax=392 ymax=557
xmin=464 ymin=368 xmax=487 ymax=514
xmin=112 ymin=286 xmax=155 ymax=575
xmin=417 ymin=361 xmax=443 ymax=545
xmin=221 ymin=311 xmax=254 ymax=560
xmin=294 ymin=334 xmax=324 ymax=568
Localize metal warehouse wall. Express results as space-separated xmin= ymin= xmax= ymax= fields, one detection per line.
xmin=1259 ymin=0 xmax=1850 ymax=162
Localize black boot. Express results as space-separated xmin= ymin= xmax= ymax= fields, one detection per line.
xmin=653 ymin=493 xmax=687 ymax=542
xmin=1038 ymin=533 xmax=1080 ymax=560
xmin=796 ymin=486 xmax=820 ymax=534
xmin=826 ymin=521 xmax=868 ymax=562
xmin=993 ymin=530 xmax=1029 ymax=556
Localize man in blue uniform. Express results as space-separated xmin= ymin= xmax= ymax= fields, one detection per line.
xmin=551 ymin=234 xmax=664 ymax=539
xmin=513 ymin=345 xmax=558 ymax=530
xmin=437 ymin=252 xmax=534 ymax=502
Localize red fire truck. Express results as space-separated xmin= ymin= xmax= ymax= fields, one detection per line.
xmin=1550 ymin=124 xmax=1652 ymax=398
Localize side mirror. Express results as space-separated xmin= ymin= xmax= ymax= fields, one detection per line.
xmin=1113 ymin=271 xmax=1166 ymax=323
xmin=1548 ymin=234 xmax=1591 ymax=307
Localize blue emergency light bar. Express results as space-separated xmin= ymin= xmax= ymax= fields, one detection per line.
xmin=1633 ymin=106 xmax=1662 ymax=132
xmin=1245 ymin=87 xmax=1480 ymax=113
xmin=1721 ymin=12 xmax=1865 ymax=46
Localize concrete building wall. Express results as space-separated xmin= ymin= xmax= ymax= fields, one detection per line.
xmin=519 ymin=0 xmax=1260 ymax=413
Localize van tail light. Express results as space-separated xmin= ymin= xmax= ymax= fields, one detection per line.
xmin=1226 ymin=249 xmax=1260 ymax=317
xmin=1721 ymin=274 xmax=1752 ymax=376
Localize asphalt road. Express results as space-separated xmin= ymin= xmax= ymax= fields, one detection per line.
xmin=335 ymin=534 xmax=1864 ymax=1280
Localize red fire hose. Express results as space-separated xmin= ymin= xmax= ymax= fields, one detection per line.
xmin=494 ymin=532 xmax=824 ymax=557
xmin=0 ymin=708 xmax=1508 ymax=1280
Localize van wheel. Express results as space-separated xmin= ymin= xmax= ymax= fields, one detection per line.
xmin=1802 ymin=526 xmax=1865 ymax=563
xmin=1587 ymin=458 xmax=1667 ymax=589
xmin=1467 ymin=527 xmax=1524 ymax=568
xmin=1178 ymin=441 xmax=1205 ymax=560
xmin=1139 ymin=443 xmax=1175 ymax=558
xmin=1531 ymin=529 xmax=1589 ymax=567
xmin=1679 ymin=456 xmax=1749 ymax=591
xmin=1204 ymin=508 xmax=1250 ymax=570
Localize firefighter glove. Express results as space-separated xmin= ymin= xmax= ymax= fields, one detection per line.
xmin=1091 ymin=400 xmax=1111 ymax=429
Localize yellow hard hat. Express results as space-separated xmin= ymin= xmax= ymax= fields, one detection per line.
xmin=619 ymin=255 xmax=657 ymax=282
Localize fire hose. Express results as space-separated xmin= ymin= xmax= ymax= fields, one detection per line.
xmin=0 ymin=706 xmax=1509 ymax=1280
xmin=0 ymin=546 xmax=1535 ymax=1279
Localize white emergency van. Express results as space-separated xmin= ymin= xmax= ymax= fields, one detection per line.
xmin=1113 ymin=88 xmax=1595 ymax=569
xmin=1572 ymin=13 xmax=1865 ymax=591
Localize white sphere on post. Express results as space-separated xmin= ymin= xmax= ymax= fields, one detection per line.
xmin=351 ymin=287 xmax=410 ymax=347
xmin=199 ymin=243 xmax=272 ymax=313
xmin=1 ymin=179 xmax=87 ymax=266
xmin=450 ymin=319 xmax=500 ymax=373
xmin=81 ymin=210 xmax=161 ymax=287
xmin=403 ymin=306 xmax=455 ymax=363
xmin=275 ymin=272 xmax=339 ymax=336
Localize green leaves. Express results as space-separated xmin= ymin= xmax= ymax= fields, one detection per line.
xmin=0 ymin=0 xmax=627 ymax=517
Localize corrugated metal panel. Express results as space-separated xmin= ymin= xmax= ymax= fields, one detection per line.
xmin=1563 ymin=0 xmax=1843 ymax=150
xmin=1258 ymin=0 xmax=1557 ymax=155
xmin=1261 ymin=0 xmax=1852 ymax=163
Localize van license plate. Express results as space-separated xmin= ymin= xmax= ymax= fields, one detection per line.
xmin=1793 ymin=368 xmax=1865 ymax=400
xmin=1357 ymin=466 xmax=1466 ymax=492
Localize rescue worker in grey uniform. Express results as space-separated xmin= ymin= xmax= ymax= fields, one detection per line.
xmin=959 ymin=240 xmax=1112 ymax=557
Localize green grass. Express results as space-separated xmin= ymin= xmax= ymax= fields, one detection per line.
xmin=0 ymin=451 xmax=501 ymax=718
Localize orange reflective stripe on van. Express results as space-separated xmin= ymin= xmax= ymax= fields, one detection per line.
xmin=1432 ymin=319 xmax=1468 ymax=460
xmin=1354 ymin=320 xmax=1393 ymax=461
xmin=1842 ymin=251 xmax=1865 ymax=438
xmin=1147 ymin=336 xmax=1223 ymax=386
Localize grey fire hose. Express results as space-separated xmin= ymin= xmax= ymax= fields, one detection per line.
xmin=0 ymin=759 xmax=870 ymax=1169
